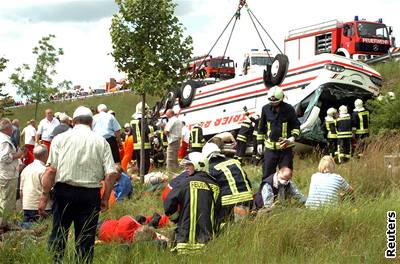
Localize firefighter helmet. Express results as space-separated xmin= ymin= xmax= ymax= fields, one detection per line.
xmin=267 ymin=87 xmax=284 ymax=104
xmin=202 ymin=142 xmax=221 ymax=159
xmin=327 ymin=107 xmax=337 ymax=117
xmin=339 ymin=105 xmax=348 ymax=115
xmin=387 ymin=92 xmax=396 ymax=101
xmin=354 ymin=99 xmax=363 ymax=108
xmin=180 ymin=152 xmax=206 ymax=172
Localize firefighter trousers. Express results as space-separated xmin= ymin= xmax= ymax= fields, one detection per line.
xmin=327 ymin=138 xmax=337 ymax=158
xmin=235 ymin=140 xmax=247 ymax=162
xmin=337 ymin=138 xmax=351 ymax=163
xmin=262 ymin=148 xmax=294 ymax=181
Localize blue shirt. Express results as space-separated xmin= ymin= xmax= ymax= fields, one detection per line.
xmin=92 ymin=112 xmax=121 ymax=139
xmin=305 ymin=172 xmax=350 ymax=208
xmin=113 ymin=172 xmax=133 ymax=201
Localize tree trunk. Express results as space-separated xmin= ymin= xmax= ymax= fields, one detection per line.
xmin=34 ymin=100 xmax=39 ymax=120
xmin=140 ymin=92 xmax=146 ymax=183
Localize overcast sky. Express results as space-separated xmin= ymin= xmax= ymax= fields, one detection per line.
xmin=0 ymin=0 xmax=399 ymax=100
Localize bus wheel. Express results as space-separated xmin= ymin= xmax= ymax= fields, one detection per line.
xmin=270 ymin=54 xmax=289 ymax=86
xmin=263 ymin=65 xmax=274 ymax=88
xmin=164 ymin=91 xmax=176 ymax=111
xmin=178 ymin=80 xmax=201 ymax=108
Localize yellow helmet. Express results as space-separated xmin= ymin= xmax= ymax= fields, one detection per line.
xmin=327 ymin=107 xmax=337 ymax=117
xmin=354 ymin=99 xmax=363 ymax=108
xmin=339 ymin=105 xmax=348 ymax=115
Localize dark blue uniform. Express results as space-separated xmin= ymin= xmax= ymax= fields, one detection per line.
xmin=257 ymin=102 xmax=300 ymax=180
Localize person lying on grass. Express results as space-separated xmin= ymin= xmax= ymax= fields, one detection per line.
xmin=305 ymin=155 xmax=354 ymax=208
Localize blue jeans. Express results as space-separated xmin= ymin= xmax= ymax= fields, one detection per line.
xmin=48 ymin=183 xmax=100 ymax=264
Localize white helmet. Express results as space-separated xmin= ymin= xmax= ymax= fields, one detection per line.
xmin=267 ymin=87 xmax=284 ymax=104
xmin=339 ymin=105 xmax=348 ymax=115
xmin=387 ymin=92 xmax=395 ymax=101
xmin=354 ymin=99 xmax=363 ymax=108
xmin=135 ymin=102 xmax=149 ymax=114
xmin=202 ymin=142 xmax=221 ymax=159
xmin=326 ymin=108 xmax=337 ymax=117
xmin=180 ymin=152 xmax=206 ymax=172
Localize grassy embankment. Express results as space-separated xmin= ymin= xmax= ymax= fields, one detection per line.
xmin=9 ymin=91 xmax=157 ymax=126
xmin=1 ymin=61 xmax=399 ymax=263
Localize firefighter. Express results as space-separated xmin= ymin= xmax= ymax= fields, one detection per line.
xmin=189 ymin=122 xmax=205 ymax=152
xmin=336 ymin=105 xmax=352 ymax=163
xmin=131 ymin=102 xmax=152 ymax=174
xmin=234 ymin=116 xmax=253 ymax=164
xmin=257 ymin=87 xmax=301 ymax=181
xmin=323 ymin=107 xmax=338 ymax=157
xmin=164 ymin=152 xmax=221 ymax=254
xmin=249 ymin=113 xmax=261 ymax=164
xmin=352 ymin=99 xmax=370 ymax=139
xmin=151 ymin=129 xmax=165 ymax=168
xmin=203 ymin=142 xmax=253 ymax=222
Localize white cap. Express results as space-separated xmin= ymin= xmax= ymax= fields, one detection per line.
xmin=124 ymin=123 xmax=130 ymax=128
xmin=339 ymin=105 xmax=348 ymax=115
xmin=73 ymin=106 xmax=93 ymax=119
xmin=59 ymin=113 xmax=70 ymax=122
xmin=354 ymin=99 xmax=363 ymax=108
xmin=97 ymin=104 xmax=107 ymax=112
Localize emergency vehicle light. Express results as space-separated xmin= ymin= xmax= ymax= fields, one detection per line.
xmin=251 ymin=49 xmax=258 ymax=51
xmin=354 ymin=16 xmax=359 ymax=21
xmin=378 ymin=18 xmax=383 ymax=23
xmin=325 ymin=64 xmax=345 ymax=72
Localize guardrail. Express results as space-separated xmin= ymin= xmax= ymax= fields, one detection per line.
xmin=364 ymin=51 xmax=400 ymax=65
xmin=6 ymin=89 xmax=133 ymax=110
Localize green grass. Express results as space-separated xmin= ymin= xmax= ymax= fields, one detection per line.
xmin=9 ymin=91 xmax=158 ymax=127
xmin=1 ymin=135 xmax=399 ymax=263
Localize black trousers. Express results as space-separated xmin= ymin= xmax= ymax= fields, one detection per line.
xmin=235 ymin=140 xmax=247 ymax=160
xmin=134 ymin=149 xmax=150 ymax=174
xmin=262 ymin=148 xmax=294 ymax=181
xmin=106 ymin=136 xmax=121 ymax=163
xmin=337 ymin=138 xmax=351 ymax=163
xmin=49 ymin=183 xmax=100 ymax=264
xmin=327 ymin=138 xmax=337 ymax=157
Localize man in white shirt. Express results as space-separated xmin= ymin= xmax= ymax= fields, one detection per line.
xmin=0 ymin=118 xmax=24 ymax=218
xmin=92 ymin=104 xmax=122 ymax=163
xmin=20 ymin=144 xmax=51 ymax=227
xmin=22 ymin=119 xmax=36 ymax=165
xmin=178 ymin=121 xmax=190 ymax=161
xmin=38 ymin=106 xmax=118 ymax=263
xmin=35 ymin=108 xmax=60 ymax=151
xmin=164 ymin=109 xmax=183 ymax=172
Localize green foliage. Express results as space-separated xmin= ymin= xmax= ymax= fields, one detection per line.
xmin=0 ymin=57 xmax=12 ymax=117
xmin=9 ymin=34 xmax=69 ymax=119
xmin=368 ymin=61 xmax=400 ymax=134
xmin=110 ymin=0 xmax=193 ymax=96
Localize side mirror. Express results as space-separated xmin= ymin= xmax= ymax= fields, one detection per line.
xmin=388 ymin=26 xmax=393 ymax=35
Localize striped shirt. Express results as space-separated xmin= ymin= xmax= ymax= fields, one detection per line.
xmin=47 ymin=124 xmax=116 ymax=188
xmin=305 ymin=172 xmax=350 ymax=208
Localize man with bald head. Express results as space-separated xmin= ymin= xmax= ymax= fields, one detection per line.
xmin=164 ymin=109 xmax=183 ymax=172
xmin=254 ymin=167 xmax=306 ymax=210
xmin=36 ymin=108 xmax=60 ymax=151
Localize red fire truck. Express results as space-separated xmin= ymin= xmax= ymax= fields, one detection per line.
xmin=187 ymin=55 xmax=235 ymax=80
xmin=285 ymin=16 xmax=394 ymax=61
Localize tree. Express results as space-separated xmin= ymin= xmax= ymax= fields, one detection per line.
xmin=110 ymin=0 xmax=193 ymax=182
xmin=10 ymin=34 xmax=68 ymax=119
xmin=0 ymin=57 xmax=12 ymax=117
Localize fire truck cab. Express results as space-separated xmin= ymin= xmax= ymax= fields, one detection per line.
xmin=187 ymin=55 xmax=235 ymax=80
xmin=242 ymin=49 xmax=274 ymax=75
xmin=285 ymin=16 xmax=393 ymax=62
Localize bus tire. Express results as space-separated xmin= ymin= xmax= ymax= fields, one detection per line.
xmin=270 ymin=54 xmax=289 ymax=86
xmin=178 ymin=80 xmax=202 ymax=108
xmin=164 ymin=91 xmax=176 ymax=111
xmin=263 ymin=66 xmax=274 ymax=88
